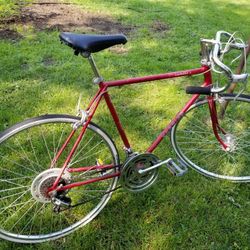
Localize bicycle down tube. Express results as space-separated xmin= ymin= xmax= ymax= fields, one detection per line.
xmin=50 ymin=65 xmax=216 ymax=192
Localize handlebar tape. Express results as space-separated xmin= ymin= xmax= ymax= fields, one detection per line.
xmin=186 ymin=86 xmax=212 ymax=95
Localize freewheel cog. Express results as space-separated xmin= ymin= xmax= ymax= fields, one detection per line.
xmin=31 ymin=168 xmax=71 ymax=203
xmin=120 ymin=153 xmax=159 ymax=192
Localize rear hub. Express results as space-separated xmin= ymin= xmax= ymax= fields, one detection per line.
xmin=31 ymin=168 xmax=71 ymax=203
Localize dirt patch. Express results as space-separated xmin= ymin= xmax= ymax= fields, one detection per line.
xmin=1 ymin=0 xmax=134 ymax=35
xmin=150 ymin=20 xmax=169 ymax=34
xmin=0 ymin=28 xmax=23 ymax=41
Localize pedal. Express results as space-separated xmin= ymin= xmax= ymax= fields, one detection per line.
xmin=166 ymin=159 xmax=188 ymax=177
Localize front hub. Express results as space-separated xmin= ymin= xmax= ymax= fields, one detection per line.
xmin=224 ymin=133 xmax=237 ymax=152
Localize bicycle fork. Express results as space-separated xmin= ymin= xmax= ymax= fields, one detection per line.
xmin=207 ymin=95 xmax=231 ymax=151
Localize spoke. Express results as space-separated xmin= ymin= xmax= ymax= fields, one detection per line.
xmin=77 ymin=160 xmax=113 ymax=179
xmin=0 ymin=118 xmax=117 ymax=238
xmin=184 ymin=114 xmax=211 ymax=130
xmin=182 ymin=147 xmax=222 ymax=152
xmin=78 ymin=166 xmax=99 ymax=178
xmin=9 ymin=200 xmax=38 ymax=231
xmin=50 ymin=205 xmax=57 ymax=235
xmin=14 ymin=138 xmax=40 ymax=172
xmin=54 ymin=127 xmax=66 ymax=160
xmin=234 ymin=148 xmax=250 ymax=162
xmin=177 ymin=139 xmax=216 ymax=144
xmin=188 ymin=149 xmax=222 ymax=164
xmin=4 ymin=144 xmax=41 ymax=172
xmin=52 ymin=127 xmax=57 ymax=161
xmin=39 ymin=205 xmax=43 ymax=235
xmin=40 ymin=127 xmax=52 ymax=163
xmin=0 ymin=155 xmax=38 ymax=175
xmin=82 ymin=189 xmax=110 ymax=193
xmin=20 ymin=203 xmax=44 ymax=235
xmin=0 ymin=188 xmax=30 ymax=215
xmin=27 ymin=132 xmax=43 ymax=171
xmin=181 ymin=128 xmax=211 ymax=135
xmin=70 ymin=141 xmax=104 ymax=166
xmin=22 ymin=201 xmax=39 ymax=234
xmin=70 ymin=135 xmax=96 ymax=163
xmin=225 ymin=152 xmax=237 ymax=165
xmin=71 ymin=148 xmax=106 ymax=169
xmin=236 ymin=143 xmax=250 ymax=151
xmin=237 ymin=139 xmax=250 ymax=147
xmin=0 ymin=176 xmax=32 ymax=182
xmin=0 ymin=166 xmax=25 ymax=178
xmin=0 ymin=190 xmax=28 ymax=201
xmin=74 ymin=138 xmax=103 ymax=161
xmin=1 ymin=197 xmax=34 ymax=227
xmin=0 ymin=178 xmax=29 ymax=188
xmin=202 ymin=152 xmax=229 ymax=170
xmin=0 ymin=185 xmax=30 ymax=193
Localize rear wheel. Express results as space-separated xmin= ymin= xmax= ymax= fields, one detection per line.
xmin=171 ymin=94 xmax=250 ymax=181
xmin=0 ymin=114 xmax=119 ymax=243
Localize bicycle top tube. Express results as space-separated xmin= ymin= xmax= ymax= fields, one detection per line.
xmin=101 ymin=66 xmax=210 ymax=88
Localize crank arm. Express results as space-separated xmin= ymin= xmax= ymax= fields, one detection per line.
xmin=138 ymin=158 xmax=172 ymax=174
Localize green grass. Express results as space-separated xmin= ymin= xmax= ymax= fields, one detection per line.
xmin=0 ymin=0 xmax=32 ymax=19
xmin=0 ymin=0 xmax=250 ymax=249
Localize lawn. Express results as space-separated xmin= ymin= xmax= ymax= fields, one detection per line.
xmin=0 ymin=0 xmax=250 ymax=249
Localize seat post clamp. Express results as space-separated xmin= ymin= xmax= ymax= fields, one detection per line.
xmin=93 ymin=76 xmax=104 ymax=84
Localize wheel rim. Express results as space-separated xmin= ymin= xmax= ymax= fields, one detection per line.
xmin=0 ymin=116 xmax=119 ymax=242
xmin=171 ymin=95 xmax=250 ymax=181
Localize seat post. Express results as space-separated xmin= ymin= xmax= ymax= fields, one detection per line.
xmin=82 ymin=53 xmax=103 ymax=84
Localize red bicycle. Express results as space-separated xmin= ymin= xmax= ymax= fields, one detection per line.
xmin=0 ymin=31 xmax=248 ymax=243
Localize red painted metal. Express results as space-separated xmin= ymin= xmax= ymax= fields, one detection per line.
xmin=102 ymin=66 xmax=208 ymax=88
xmin=50 ymin=89 xmax=106 ymax=190
xmin=67 ymin=164 xmax=115 ymax=172
xmin=207 ymin=97 xmax=228 ymax=149
xmin=49 ymin=64 xmax=214 ymax=192
xmin=50 ymin=129 xmax=76 ymax=168
xmin=50 ymin=123 xmax=89 ymax=190
xmin=103 ymin=92 xmax=131 ymax=149
xmin=55 ymin=172 xmax=120 ymax=192
xmin=86 ymin=87 xmax=103 ymax=110
xmin=147 ymin=68 xmax=212 ymax=152
xmin=147 ymin=93 xmax=201 ymax=153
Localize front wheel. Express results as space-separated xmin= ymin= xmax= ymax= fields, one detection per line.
xmin=171 ymin=94 xmax=250 ymax=182
xmin=0 ymin=114 xmax=119 ymax=243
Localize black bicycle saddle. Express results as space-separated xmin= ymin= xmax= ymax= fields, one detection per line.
xmin=59 ymin=32 xmax=127 ymax=54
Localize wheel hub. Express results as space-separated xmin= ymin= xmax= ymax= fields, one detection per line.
xmin=31 ymin=168 xmax=71 ymax=203
xmin=224 ymin=133 xmax=237 ymax=152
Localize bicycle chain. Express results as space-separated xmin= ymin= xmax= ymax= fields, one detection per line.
xmin=55 ymin=164 xmax=122 ymax=213
xmin=56 ymin=185 xmax=122 ymax=212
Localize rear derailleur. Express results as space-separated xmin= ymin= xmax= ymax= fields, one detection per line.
xmin=52 ymin=192 xmax=72 ymax=213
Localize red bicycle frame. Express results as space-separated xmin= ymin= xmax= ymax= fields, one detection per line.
xmin=49 ymin=64 xmax=224 ymax=193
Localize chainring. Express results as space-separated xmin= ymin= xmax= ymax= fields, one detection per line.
xmin=120 ymin=153 xmax=159 ymax=192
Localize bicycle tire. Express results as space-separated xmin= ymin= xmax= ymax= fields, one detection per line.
xmin=0 ymin=114 xmax=119 ymax=243
xmin=171 ymin=94 xmax=250 ymax=182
